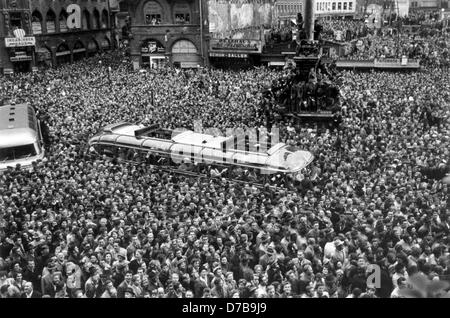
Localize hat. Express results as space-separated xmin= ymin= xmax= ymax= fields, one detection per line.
xmin=334 ymin=239 xmax=344 ymax=246
xmin=117 ymin=250 xmax=127 ymax=259
xmin=125 ymin=287 xmax=135 ymax=295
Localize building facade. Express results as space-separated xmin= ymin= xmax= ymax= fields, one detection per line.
xmin=0 ymin=0 xmax=115 ymax=73
xmin=314 ymin=0 xmax=357 ymax=18
xmin=274 ymin=0 xmax=304 ymax=26
xmin=125 ymin=0 xmax=209 ymax=69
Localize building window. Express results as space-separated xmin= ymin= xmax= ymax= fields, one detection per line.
xmin=144 ymin=1 xmax=163 ymax=25
xmin=32 ymin=11 xmax=43 ymax=35
xmin=46 ymin=10 xmax=56 ymax=33
xmin=174 ymin=2 xmax=191 ymax=24
xmin=338 ymin=2 xmax=342 ymax=10
xmin=172 ymin=40 xmax=197 ymax=54
xmin=349 ymin=2 xmax=353 ymax=11
xmin=332 ymin=2 xmax=336 ymax=11
xmin=101 ymin=9 xmax=109 ymax=28
xmin=82 ymin=10 xmax=91 ymax=30
xmin=343 ymin=2 xmax=347 ymax=10
xmin=93 ymin=9 xmax=100 ymax=29
xmin=59 ymin=11 xmax=68 ymax=32
xmin=10 ymin=12 xmax=23 ymax=30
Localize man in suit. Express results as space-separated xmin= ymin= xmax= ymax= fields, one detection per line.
xmin=22 ymin=282 xmax=42 ymax=298
xmin=22 ymin=259 xmax=41 ymax=289
xmin=117 ymin=271 xmax=133 ymax=298
xmin=193 ymin=270 xmax=209 ymax=298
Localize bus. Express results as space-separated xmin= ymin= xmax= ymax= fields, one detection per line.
xmin=88 ymin=122 xmax=314 ymax=187
xmin=0 ymin=103 xmax=45 ymax=171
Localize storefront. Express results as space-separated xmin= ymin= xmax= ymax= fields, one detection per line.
xmin=4 ymin=35 xmax=36 ymax=73
xmin=35 ymin=47 xmax=53 ymax=68
xmin=141 ymin=40 xmax=167 ymax=69
xmin=208 ymin=39 xmax=262 ymax=69
xmin=56 ymin=43 xmax=71 ymax=65
xmin=73 ymin=41 xmax=87 ymax=62
xmin=171 ymin=40 xmax=200 ymax=68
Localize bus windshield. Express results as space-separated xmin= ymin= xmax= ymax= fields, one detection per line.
xmin=0 ymin=144 xmax=37 ymax=161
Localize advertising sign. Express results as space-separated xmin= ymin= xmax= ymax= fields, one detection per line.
xmin=209 ymin=52 xmax=249 ymax=58
xmin=5 ymin=37 xmax=36 ymax=47
xmin=10 ymin=55 xmax=32 ymax=62
xmin=210 ymin=39 xmax=262 ymax=53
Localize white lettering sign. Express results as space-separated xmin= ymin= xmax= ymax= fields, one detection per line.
xmin=5 ymin=37 xmax=36 ymax=47
xmin=67 ymin=4 xmax=81 ymax=29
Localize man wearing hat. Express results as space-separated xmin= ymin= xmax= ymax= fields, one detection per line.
xmin=124 ymin=287 xmax=136 ymax=298
xmin=332 ymin=239 xmax=347 ymax=265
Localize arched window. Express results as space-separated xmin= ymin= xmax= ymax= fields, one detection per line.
xmin=174 ymin=2 xmax=190 ymax=24
xmin=144 ymin=1 xmax=163 ymax=25
xmin=82 ymin=10 xmax=91 ymax=30
xmin=93 ymin=9 xmax=100 ymax=29
xmin=101 ymin=9 xmax=109 ymax=28
xmin=172 ymin=40 xmax=197 ymax=54
xmin=59 ymin=11 xmax=68 ymax=32
xmin=46 ymin=10 xmax=56 ymax=33
xmin=32 ymin=11 xmax=43 ymax=34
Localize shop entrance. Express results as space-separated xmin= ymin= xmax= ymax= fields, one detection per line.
xmin=141 ymin=39 xmax=166 ymax=68
xmin=171 ymin=40 xmax=200 ymax=68
xmin=56 ymin=43 xmax=71 ymax=65
xmin=13 ymin=61 xmax=31 ymax=73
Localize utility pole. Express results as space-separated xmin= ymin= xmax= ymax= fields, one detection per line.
xmin=107 ymin=0 xmax=116 ymax=49
xmin=199 ymin=0 xmax=205 ymax=66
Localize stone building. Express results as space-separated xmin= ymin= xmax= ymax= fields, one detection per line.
xmin=124 ymin=0 xmax=209 ymax=69
xmin=0 ymin=0 xmax=114 ymax=73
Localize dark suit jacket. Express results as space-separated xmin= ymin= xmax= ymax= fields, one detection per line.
xmin=21 ymin=291 xmax=42 ymax=298
xmin=193 ymin=278 xmax=208 ymax=298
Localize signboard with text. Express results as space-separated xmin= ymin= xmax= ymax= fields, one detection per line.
xmin=10 ymin=55 xmax=32 ymax=62
xmin=210 ymin=39 xmax=262 ymax=53
xmin=5 ymin=37 xmax=36 ymax=47
xmin=209 ymin=52 xmax=249 ymax=58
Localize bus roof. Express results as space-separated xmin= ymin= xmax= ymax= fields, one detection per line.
xmin=0 ymin=104 xmax=39 ymax=148
xmin=172 ymin=131 xmax=228 ymax=149
xmin=0 ymin=104 xmax=38 ymax=131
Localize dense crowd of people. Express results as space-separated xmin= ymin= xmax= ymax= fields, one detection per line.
xmin=321 ymin=19 xmax=369 ymax=42
xmin=0 ymin=36 xmax=449 ymax=299
xmin=344 ymin=32 xmax=450 ymax=67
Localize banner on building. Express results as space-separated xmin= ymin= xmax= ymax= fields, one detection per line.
xmin=210 ymin=39 xmax=262 ymax=53
xmin=209 ymin=52 xmax=249 ymax=58
xmin=5 ymin=37 xmax=36 ymax=47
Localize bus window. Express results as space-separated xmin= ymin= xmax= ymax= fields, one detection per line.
xmin=0 ymin=144 xmax=37 ymax=161
xmin=92 ymin=143 xmax=116 ymax=157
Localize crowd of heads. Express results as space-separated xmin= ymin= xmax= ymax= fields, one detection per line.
xmin=341 ymin=29 xmax=449 ymax=67
xmin=0 ymin=31 xmax=449 ymax=298
xmin=321 ymin=19 xmax=369 ymax=42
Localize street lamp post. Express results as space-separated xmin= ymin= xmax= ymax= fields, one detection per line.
xmin=106 ymin=0 xmax=116 ymax=49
